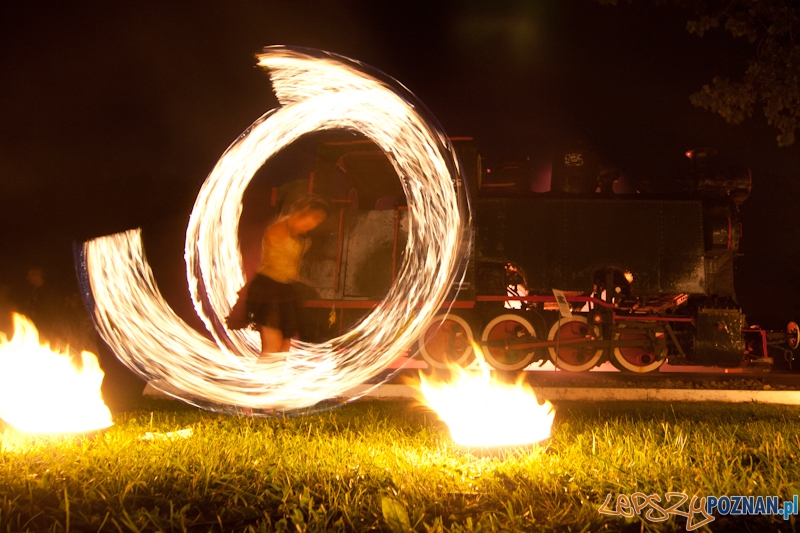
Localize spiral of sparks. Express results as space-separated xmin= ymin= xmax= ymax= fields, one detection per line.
xmin=80 ymin=47 xmax=470 ymax=413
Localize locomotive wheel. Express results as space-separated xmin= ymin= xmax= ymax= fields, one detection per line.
xmin=547 ymin=316 xmax=603 ymax=372
xmin=480 ymin=314 xmax=537 ymax=371
xmin=418 ymin=314 xmax=475 ymax=369
xmin=611 ymin=332 xmax=667 ymax=373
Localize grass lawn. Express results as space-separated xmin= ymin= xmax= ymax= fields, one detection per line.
xmin=1 ymin=398 xmax=799 ymax=532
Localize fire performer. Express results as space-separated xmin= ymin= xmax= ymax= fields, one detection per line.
xmin=246 ymin=195 xmax=330 ymax=357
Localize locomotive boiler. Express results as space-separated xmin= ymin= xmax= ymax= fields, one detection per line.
xmin=266 ymin=138 xmax=799 ymax=373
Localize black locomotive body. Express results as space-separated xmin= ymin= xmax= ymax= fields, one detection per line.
xmin=281 ymin=138 xmax=798 ymax=373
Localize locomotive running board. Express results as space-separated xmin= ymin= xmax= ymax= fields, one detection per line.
xmin=480 ymin=337 xmax=655 ymax=350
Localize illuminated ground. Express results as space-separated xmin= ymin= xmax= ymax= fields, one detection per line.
xmin=1 ymin=399 xmax=798 ymax=532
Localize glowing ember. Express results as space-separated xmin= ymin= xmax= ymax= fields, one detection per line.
xmin=0 ymin=314 xmax=113 ymax=434
xmin=417 ymin=343 xmax=555 ymax=448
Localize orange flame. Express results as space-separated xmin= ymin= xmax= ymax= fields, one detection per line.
xmin=416 ymin=342 xmax=555 ymax=447
xmin=0 ymin=314 xmax=113 ymax=434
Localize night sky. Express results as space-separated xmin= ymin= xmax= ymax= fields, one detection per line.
xmin=1 ymin=0 xmax=799 ymax=328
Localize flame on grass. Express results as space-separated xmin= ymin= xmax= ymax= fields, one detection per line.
xmin=417 ymin=343 xmax=554 ymax=448
xmin=0 ymin=314 xmax=113 ymax=435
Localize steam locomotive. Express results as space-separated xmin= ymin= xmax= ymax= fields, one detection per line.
xmin=268 ymin=137 xmax=799 ymax=373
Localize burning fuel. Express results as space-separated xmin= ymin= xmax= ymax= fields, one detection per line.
xmin=0 ymin=313 xmax=113 ymax=435
xmin=416 ymin=342 xmax=555 ymax=448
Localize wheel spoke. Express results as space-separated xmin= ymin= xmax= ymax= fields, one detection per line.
xmin=418 ymin=314 xmax=474 ymax=369
xmin=480 ymin=314 xmax=537 ymax=371
xmin=547 ymin=316 xmax=603 ymax=372
xmin=612 ymin=330 xmax=666 ymax=373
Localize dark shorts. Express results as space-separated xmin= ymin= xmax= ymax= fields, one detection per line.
xmin=245 ymin=274 xmax=299 ymax=338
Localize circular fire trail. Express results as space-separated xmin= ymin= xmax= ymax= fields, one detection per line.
xmin=79 ymin=47 xmax=470 ymax=413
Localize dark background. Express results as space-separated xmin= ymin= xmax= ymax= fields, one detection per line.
xmin=1 ymin=0 xmax=798 ymax=334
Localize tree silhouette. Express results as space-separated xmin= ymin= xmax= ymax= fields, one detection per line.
xmin=600 ymin=0 xmax=800 ymax=146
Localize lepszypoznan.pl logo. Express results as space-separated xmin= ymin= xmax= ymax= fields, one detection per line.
xmin=599 ymin=492 xmax=798 ymax=531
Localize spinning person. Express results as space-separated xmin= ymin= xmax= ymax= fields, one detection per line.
xmin=247 ymin=195 xmax=330 ymax=356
